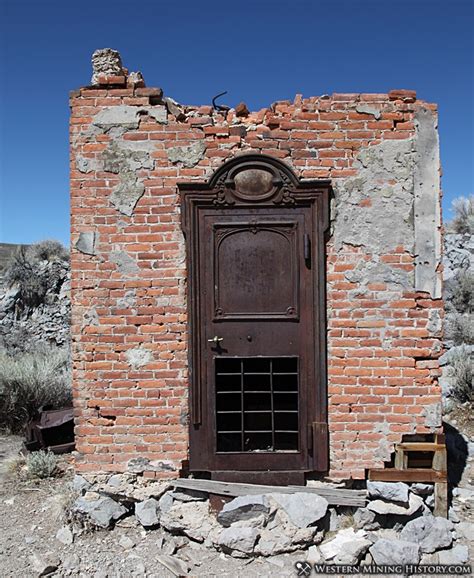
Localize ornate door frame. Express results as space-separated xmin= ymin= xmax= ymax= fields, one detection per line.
xmin=180 ymin=154 xmax=331 ymax=482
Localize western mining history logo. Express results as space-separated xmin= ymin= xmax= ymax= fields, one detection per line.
xmin=294 ymin=562 xmax=472 ymax=576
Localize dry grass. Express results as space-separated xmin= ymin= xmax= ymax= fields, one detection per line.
xmin=0 ymin=346 xmax=71 ymax=433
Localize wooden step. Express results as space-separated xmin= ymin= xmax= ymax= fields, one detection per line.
xmin=368 ymin=468 xmax=447 ymax=483
xmin=170 ymin=478 xmax=367 ymax=506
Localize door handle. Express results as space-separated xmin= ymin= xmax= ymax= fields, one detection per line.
xmin=208 ymin=336 xmax=224 ymax=344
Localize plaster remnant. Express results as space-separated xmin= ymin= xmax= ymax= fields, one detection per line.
xmin=76 ymin=156 xmax=100 ymax=174
xmin=344 ymin=258 xmax=412 ymax=289
xmin=117 ymin=290 xmax=137 ymax=309
xmin=110 ymin=173 xmax=145 ymax=216
xmin=355 ymin=104 xmax=381 ymax=119
xmin=82 ymin=308 xmax=99 ymax=329
xmin=110 ymin=251 xmax=140 ymax=276
xmin=167 ymin=141 xmax=207 ymax=168
xmin=374 ymin=438 xmax=392 ymax=462
xmin=92 ymin=105 xmax=167 ymax=132
xmin=147 ymin=106 xmax=168 ymax=124
xmin=102 ymin=141 xmax=155 ymax=174
xmin=93 ymin=106 xmax=141 ymax=130
xmin=91 ymin=48 xmax=125 ymax=85
xmin=427 ymin=309 xmax=442 ymax=337
xmin=75 ymin=231 xmax=99 ymax=255
xmin=414 ymin=107 xmax=442 ymax=299
xmin=332 ymin=138 xmax=415 ymax=254
xmin=422 ymin=403 xmax=442 ymax=429
xmin=125 ymin=347 xmax=153 ymax=370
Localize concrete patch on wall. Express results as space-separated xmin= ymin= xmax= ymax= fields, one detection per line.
xmin=102 ymin=141 xmax=156 ymax=216
xmin=167 ymin=141 xmax=207 ymax=168
xmin=82 ymin=307 xmax=99 ymax=330
xmin=413 ymin=107 xmax=442 ymax=299
xmin=102 ymin=141 xmax=155 ymax=173
xmin=117 ymin=289 xmax=137 ymax=310
xmin=374 ymin=438 xmax=392 ymax=462
xmin=76 ymin=156 xmax=100 ymax=174
xmin=110 ymin=250 xmax=140 ymax=276
xmin=75 ymin=231 xmax=99 ymax=255
xmin=355 ymin=104 xmax=381 ymax=119
xmin=427 ymin=309 xmax=443 ymax=337
xmin=125 ymin=347 xmax=153 ymax=370
xmin=344 ymin=257 xmax=412 ymax=290
xmin=422 ymin=403 xmax=442 ymax=429
xmin=332 ymin=138 xmax=415 ymax=255
xmin=92 ymin=105 xmax=168 ymax=132
xmin=110 ymin=173 xmax=146 ymax=216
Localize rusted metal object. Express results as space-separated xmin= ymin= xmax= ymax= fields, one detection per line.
xmin=24 ymin=407 xmax=75 ymax=454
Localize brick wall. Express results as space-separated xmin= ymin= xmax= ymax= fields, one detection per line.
xmin=70 ymin=75 xmax=443 ymax=480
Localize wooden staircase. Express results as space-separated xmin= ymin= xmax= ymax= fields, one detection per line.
xmin=368 ymin=434 xmax=448 ymax=517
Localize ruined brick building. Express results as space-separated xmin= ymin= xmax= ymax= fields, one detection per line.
xmin=70 ymin=49 xmax=443 ymax=483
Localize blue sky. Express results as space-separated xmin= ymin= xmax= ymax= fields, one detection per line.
xmin=0 ymin=0 xmax=472 ymax=246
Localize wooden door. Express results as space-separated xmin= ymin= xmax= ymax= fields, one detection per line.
xmin=180 ymin=155 xmax=330 ymax=483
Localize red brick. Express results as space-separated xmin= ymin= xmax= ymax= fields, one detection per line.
xmin=70 ymin=85 xmax=441 ymax=481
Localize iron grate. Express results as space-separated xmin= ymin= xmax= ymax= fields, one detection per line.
xmin=215 ymin=357 xmax=299 ymax=452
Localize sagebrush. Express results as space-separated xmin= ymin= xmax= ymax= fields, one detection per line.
xmin=448 ymin=195 xmax=474 ymax=235
xmin=26 ymin=450 xmax=58 ymax=479
xmin=4 ymin=240 xmax=69 ymax=310
xmin=448 ymin=347 xmax=473 ymax=403
xmin=0 ymin=346 xmax=72 ymax=432
xmin=445 ymin=313 xmax=474 ymax=346
xmin=445 ymin=271 xmax=474 ymax=315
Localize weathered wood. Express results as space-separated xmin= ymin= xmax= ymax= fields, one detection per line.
xmin=170 ymin=478 xmax=367 ymax=506
xmin=432 ymin=448 xmax=447 ymax=472
xmin=394 ymin=448 xmax=407 ymax=469
xmin=434 ymin=482 xmax=449 ymax=518
xmin=369 ymin=468 xmax=447 ymax=483
xmin=396 ymin=443 xmax=445 ymax=452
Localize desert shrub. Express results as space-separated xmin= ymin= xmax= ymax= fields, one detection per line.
xmin=30 ymin=239 xmax=69 ymax=263
xmin=5 ymin=247 xmax=49 ymax=308
xmin=4 ymin=240 xmax=69 ymax=310
xmin=448 ymin=196 xmax=474 ymax=234
xmin=26 ymin=450 xmax=58 ymax=479
xmin=445 ymin=313 xmax=474 ymax=346
xmin=448 ymin=347 xmax=473 ymax=403
xmin=0 ymin=346 xmax=72 ymax=433
xmin=445 ymin=270 xmax=474 ymax=315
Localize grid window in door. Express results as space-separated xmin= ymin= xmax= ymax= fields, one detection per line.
xmin=215 ymin=357 xmax=299 ymax=453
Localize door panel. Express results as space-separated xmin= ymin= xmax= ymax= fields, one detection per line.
xmin=200 ymin=209 xmax=311 ymax=471
xmin=213 ymin=222 xmax=299 ymax=319
xmin=180 ymin=154 xmax=330 ymax=479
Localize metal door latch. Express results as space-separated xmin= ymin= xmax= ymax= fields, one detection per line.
xmin=208 ymin=335 xmax=224 ymax=344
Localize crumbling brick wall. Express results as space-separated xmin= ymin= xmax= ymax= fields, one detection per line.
xmin=70 ymin=54 xmax=443 ymax=480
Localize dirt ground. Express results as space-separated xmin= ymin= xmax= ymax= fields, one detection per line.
xmin=0 ymin=408 xmax=473 ymax=578
xmin=0 ymin=435 xmax=305 ymax=577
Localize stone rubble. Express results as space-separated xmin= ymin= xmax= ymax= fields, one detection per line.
xmin=370 ymin=538 xmax=421 ymax=565
xmin=367 ymin=481 xmax=409 ymax=503
xmin=319 ymin=528 xmax=372 ymax=564
xmin=70 ymin=476 xmax=471 ymax=564
xmin=0 ymin=257 xmax=70 ymax=350
xmin=400 ymin=515 xmax=454 ymax=553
